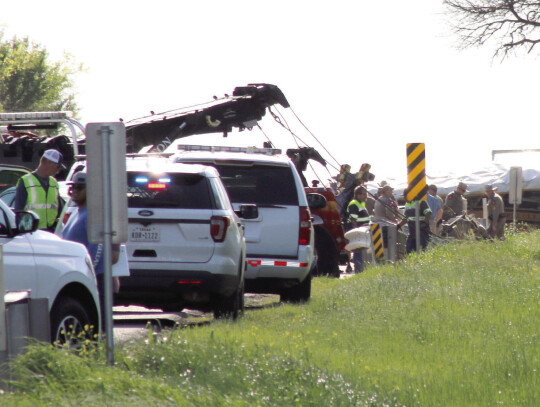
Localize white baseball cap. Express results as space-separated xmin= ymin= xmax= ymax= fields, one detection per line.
xmin=43 ymin=149 xmax=65 ymax=169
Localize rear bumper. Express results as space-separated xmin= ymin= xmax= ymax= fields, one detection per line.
xmin=243 ymin=245 xmax=313 ymax=293
xmin=115 ymin=269 xmax=240 ymax=311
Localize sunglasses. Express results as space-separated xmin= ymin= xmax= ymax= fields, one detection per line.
xmin=68 ymin=185 xmax=86 ymax=192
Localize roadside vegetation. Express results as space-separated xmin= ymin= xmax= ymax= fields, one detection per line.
xmin=2 ymin=230 xmax=538 ymax=406
xmin=0 ymin=31 xmax=82 ymax=113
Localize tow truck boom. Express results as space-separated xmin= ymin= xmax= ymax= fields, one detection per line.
xmin=125 ymin=83 xmax=289 ymax=153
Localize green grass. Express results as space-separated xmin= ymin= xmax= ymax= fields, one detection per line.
xmin=1 ymin=231 xmax=539 ymax=406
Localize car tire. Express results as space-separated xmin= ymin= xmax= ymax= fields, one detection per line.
xmin=280 ymin=271 xmax=312 ymax=304
xmin=314 ymin=228 xmax=340 ymax=278
xmin=50 ymin=296 xmax=95 ymax=346
xmin=214 ymin=277 xmax=245 ymax=320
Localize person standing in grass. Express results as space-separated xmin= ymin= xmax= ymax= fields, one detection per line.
xmin=403 ymin=187 xmax=432 ymax=253
xmin=427 ymin=184 xmax=443 ymax=235
xmin=485 ymin=184 xmax=506 ymax=241
xmin=444 ymin=181 xmax=468 ymax=219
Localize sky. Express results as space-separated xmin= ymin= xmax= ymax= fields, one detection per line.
xmin=1 ymin=0 xmax=538 ymax=186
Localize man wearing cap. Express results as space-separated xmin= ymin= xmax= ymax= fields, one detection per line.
xmin=62 ymin=172 xmax=120 ymax=328
xmin=374 ymin=184 xmax=400 ymax=224
xmin=485 ymin=184 xmax=506 ymax=240
xmin=14 ymin=149 xmax=64 ymax=232
xmin=444 ymin=181 xmax=468 ymax=219
xmin=427 ymin=184 xmax=443 ymax=235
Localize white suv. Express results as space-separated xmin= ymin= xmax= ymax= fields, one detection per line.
xmin=115 ymin=157 xmax=248 ymax=319
xmin=1 ymin=199 xmax=100 ymax=344
xmin=172 ymin=145 xmax=315 ymax=303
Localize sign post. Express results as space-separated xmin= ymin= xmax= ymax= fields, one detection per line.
xmin=0 ymin=246 xmax=6 ymax=354
xmin=406 ymin=143 xmax=428 ymax=252
xmin=85 ymin=123 xmax=128 ymax=366
xmin=509 ymin=166 xmax=523 ymax=233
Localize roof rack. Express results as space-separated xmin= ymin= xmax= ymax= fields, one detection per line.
xmin=176 ymin=144 xmax=282 ymax=156
xmin=0 ymin=111 xmax=84 ymax=155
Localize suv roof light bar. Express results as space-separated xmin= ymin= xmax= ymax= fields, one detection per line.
xmin=0 ymin=111 xmax=72 ymax=120
xmin=177 ymin=144 xmax=282 ymax=156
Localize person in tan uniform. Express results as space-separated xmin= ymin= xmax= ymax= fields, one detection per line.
xmin=485 ymin=184 xmax=506 ymax=240
xmin=444 ymin=181 xmax=468 ymax=219
xmin=374 ymin=184 xmax=400 ymax=223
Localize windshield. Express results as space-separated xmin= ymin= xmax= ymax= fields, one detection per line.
xmin=214 ymin=164 xmax=298 ymax=206
xmin=127 ymin=172 xmax=214 ymax=209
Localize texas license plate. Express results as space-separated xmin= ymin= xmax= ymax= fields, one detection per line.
xmin=130 ymin=226 xmax=160 ymax=242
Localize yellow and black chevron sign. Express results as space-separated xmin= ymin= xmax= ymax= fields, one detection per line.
xmin=371 ymin=223 xmax=384 ymax=259
xmin=406 ymin=143 xmax=427 ymax=202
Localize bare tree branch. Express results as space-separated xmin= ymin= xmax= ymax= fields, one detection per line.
xmin=444 ymin=0 xmax=540 ymax=59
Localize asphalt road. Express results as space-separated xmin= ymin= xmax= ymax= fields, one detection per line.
xmin=113 ymin=293 xmax=280 ymax=343
xmin=113 ymin=268 xmax=354 ymax=344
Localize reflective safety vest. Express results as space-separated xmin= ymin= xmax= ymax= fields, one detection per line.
xmin=20 ymin=173 xmax=59 ymax=229
xmin=347 ymin=199 xmax=370 ymax=225
xmin=404 ymin=201 xmax=432 ymax=222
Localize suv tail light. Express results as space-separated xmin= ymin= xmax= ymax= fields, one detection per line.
xmin=210 ymin=216 xmax=230 ymax=242
xmin=298 ymin=206 xmax=312 ymax=245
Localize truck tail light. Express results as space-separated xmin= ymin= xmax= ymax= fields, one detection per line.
xmin=298 ymin=206 xmax=312 ymax=245
xmin=210 ymin=216 xmax=230 ymax=242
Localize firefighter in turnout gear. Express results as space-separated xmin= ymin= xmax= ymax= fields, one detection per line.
xmin=14 ymin=149 xmax=64 ymax=232
xmin=403 ymin=188 xmax=432 ymax=254
xmin=346 ymin=186 xmax=370 ymax=272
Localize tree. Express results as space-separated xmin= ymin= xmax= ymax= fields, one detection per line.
xmin=0 ymin=32 xmax=83 ymax=113
xmin=444 ymin=0 xmax=540 ymax=59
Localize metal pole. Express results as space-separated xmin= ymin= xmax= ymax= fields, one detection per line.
xmin=369 ymin=227 xmax=377 ymax=264
xmin=0 ymin=245 xmax=6 ymax=353
xmin=98 ymin=125 xmax=114 ymax=366
xmin=513 ymin=202 xmax=517 ymax=235
xmin=415 ymin=202 xmax=420 ymax=252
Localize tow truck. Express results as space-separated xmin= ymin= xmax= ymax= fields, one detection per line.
xmin=0 ymin=84 xmax=349 ymax=277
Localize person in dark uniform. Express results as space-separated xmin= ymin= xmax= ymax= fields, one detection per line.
xmin=403 ymin=187 xmax=432 ymax=253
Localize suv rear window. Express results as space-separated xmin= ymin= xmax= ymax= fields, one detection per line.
xmin=127 ymin=172 xmax=214 ymax=209
xmin=214 ymin=164 xmax=298 ymax=206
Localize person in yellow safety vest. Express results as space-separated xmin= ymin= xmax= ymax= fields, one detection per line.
xmin=14 ymin=149 xmax=64 ymax=232
xmin=403 ymin=187 xmax=432 ymax=254
xmin=346 ymin=186 xmax=370 ymax=273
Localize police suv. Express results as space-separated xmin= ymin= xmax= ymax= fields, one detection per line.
xmin=172 ymin=145 xmax=316 ymax=303
xmin=114 ymin=157 xmax=249 ymax=319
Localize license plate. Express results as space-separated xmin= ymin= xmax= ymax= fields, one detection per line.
xmin=130 ymin=226 xmax=160 ymax=242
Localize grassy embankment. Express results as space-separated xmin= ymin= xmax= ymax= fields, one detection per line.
xmin=1 ymin=230 xmax=539 ymax=406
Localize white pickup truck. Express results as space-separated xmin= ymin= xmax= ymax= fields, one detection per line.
xmin=1 ymin=198 xmax=101 ymax=345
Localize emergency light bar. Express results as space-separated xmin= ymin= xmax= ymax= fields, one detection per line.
xmin=0 ymin=111 xmax=72 ymax=121
xmin=177 ymin=144 xmax=282 ymax=156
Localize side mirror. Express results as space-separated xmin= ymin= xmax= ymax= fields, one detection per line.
xmin=306 ymin=193 xmax=327 ymax=210
xmin=237 ymin=204 xmax=259 ymax=220
xmin=16 ymin=211 xmax=40 ymax=234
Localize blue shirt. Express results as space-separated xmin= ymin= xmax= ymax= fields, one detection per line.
xmin=426 ymin=193 xmax=441 ymax=215
xmin=62 ymin=206 xmax=104 ymax=275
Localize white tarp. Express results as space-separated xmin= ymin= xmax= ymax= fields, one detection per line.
xmin=366 ymin=160 xmax=540 ymax=198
